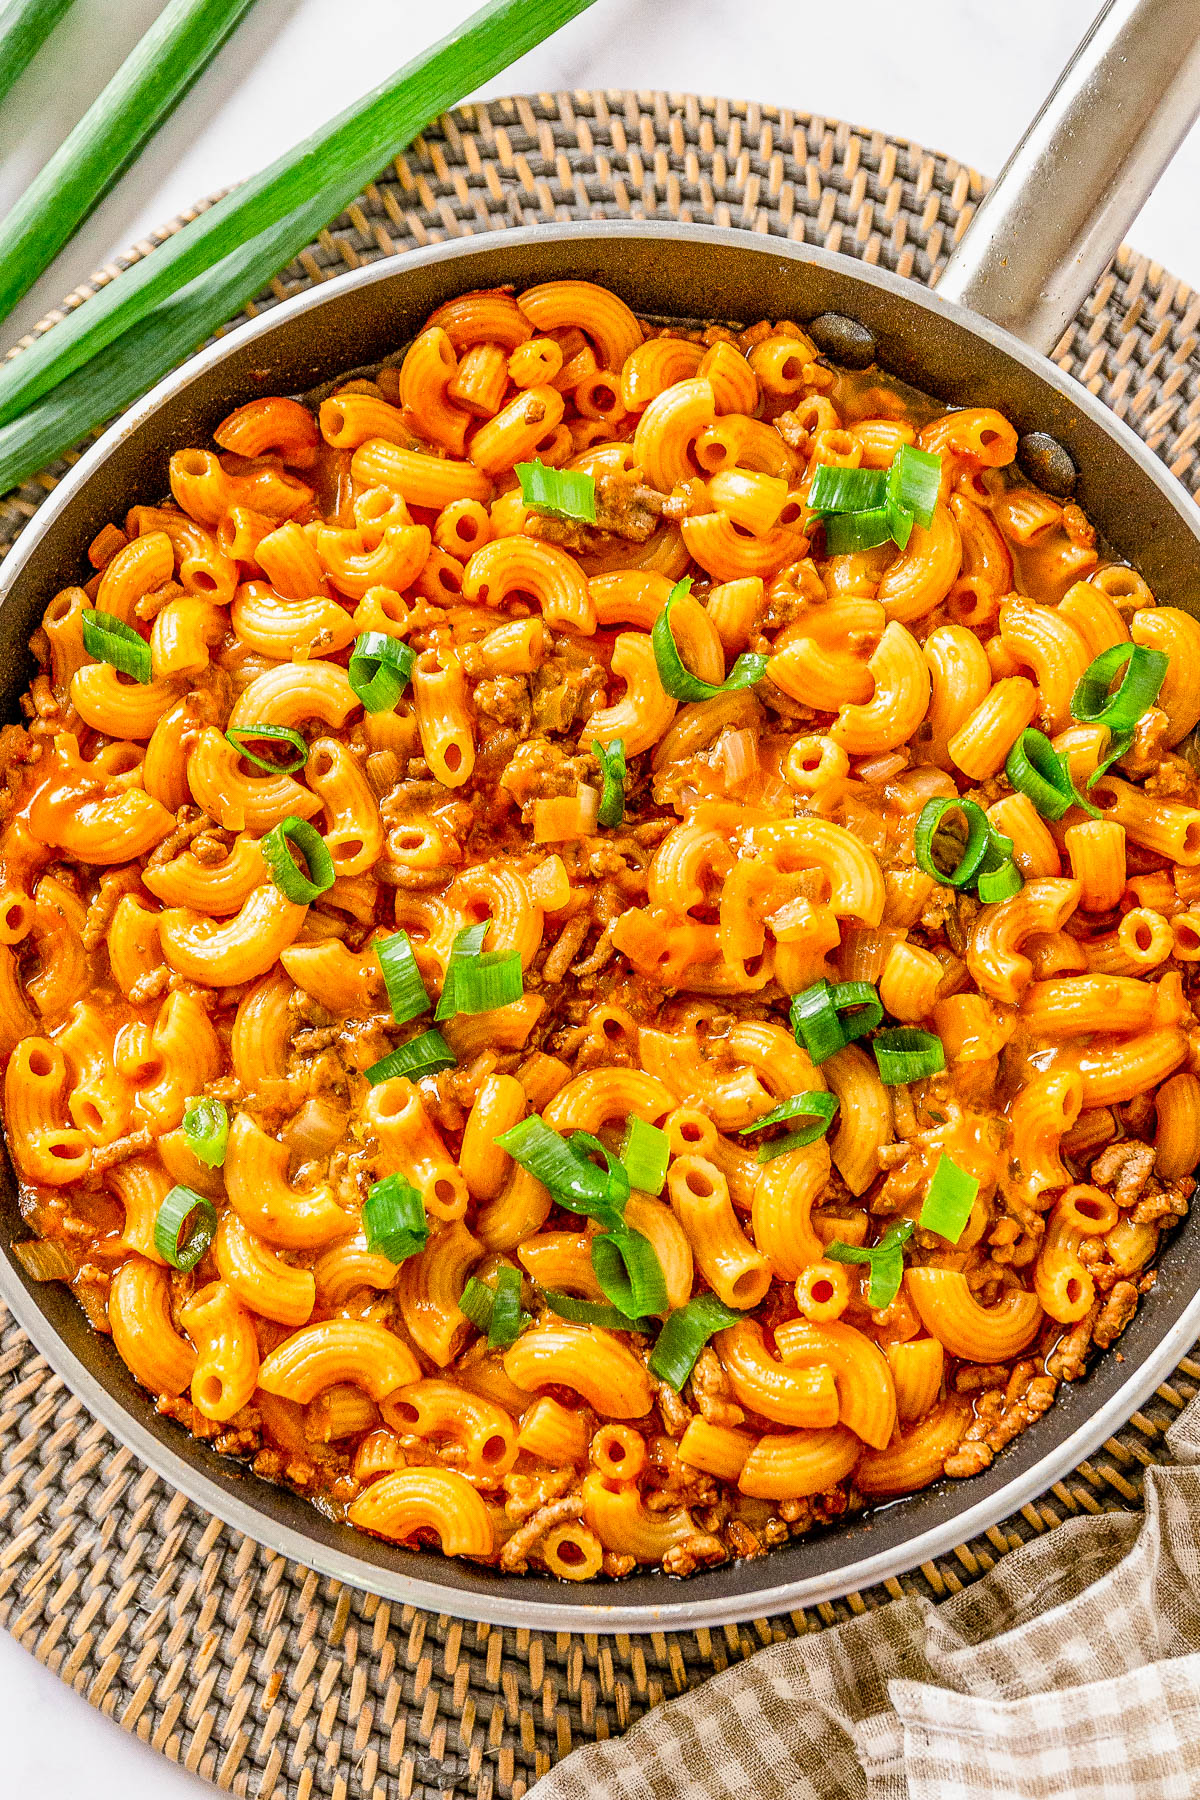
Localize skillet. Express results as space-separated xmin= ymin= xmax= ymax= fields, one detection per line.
xmin=2 ymin=0 xmax=1200 ymax=1630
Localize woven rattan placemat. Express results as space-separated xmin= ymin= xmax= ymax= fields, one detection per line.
xmin=2 ymin=90 xmax=1200 ymax=1800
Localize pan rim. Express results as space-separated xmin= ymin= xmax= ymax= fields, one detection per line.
xmin=2 ymin=217 xmax=1198 ymax=1632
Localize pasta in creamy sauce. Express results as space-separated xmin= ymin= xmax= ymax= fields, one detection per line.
xmin=2 ymin=276 xmax=1199 ymax=1580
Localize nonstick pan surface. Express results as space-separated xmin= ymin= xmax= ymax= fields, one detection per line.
xmin=2 ymin=220 xmax=1198 ymax=1631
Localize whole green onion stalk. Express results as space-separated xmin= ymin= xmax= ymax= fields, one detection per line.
xmin=0 ymin=0 xmax=598 ymax=493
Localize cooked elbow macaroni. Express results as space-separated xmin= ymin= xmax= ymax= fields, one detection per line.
xmin=2 ymin=279 xmax=1195 ymax=1582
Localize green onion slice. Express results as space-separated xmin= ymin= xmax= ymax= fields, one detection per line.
xmin=153 ymin=1185 xmax=217 ymax=1272
xmin=592 ymin=736 xmax=626 ymax=829
xmin=464 ymin=1274 xmax=532 ymax=1346
xmin=790 ymin=979 xmax=882 ymax=1063
xmin=977 ymin=858 xmax=1024 ymax=903
xmin=224 ymin=724 xmax=308 ymax=774
xmin=364 ymin=1027 xmax=456 ymax=1087
xmin=460 ymin=1271 xmax=531 ymax=1345
xmin=648 ymin=1292 xmax=744 ymax=1391
xmin=826 ymin=1219 xmax=914 ymax=1309
xmin=348 ymin=632 xmax=415 ymax=713
xmin=362 ymin=1173 xmax=428 ymax=1265
xmin=566 ymin=1131 xmax=631 ymax=1218
xmin=435 ymin=920 xmax=523 ymax=1020
xmin=620 ymin=1116 xmax=669 ymax=1196
xmin=886 ymin=503 xmax=914 ymax=551
xmin=591 ymin=1225 xmax=668 ymax=1319
xmin=974 ymin=825 xmax=1023 ymax=902
xmin=820 ymin=507 xmax=893 ymax=556
xmin=374 ymin=930 xmax=431 ymax=1026
xmin=1071 ymin=643 xmax=1168 ymax=734
xmin=181 ymin=1097 xmax=228 ymax=1170
xmin=919 ymin=1153 xmax=980 ymax=1244
xmin=516 ymin=459 xmax=596 ymax=522
xmin=790 ymin=982 xmax=846 ymax=1064
xmin=261 ymin=815 xmax=335 ymax=903
xmin=445 ymin=950 xmax=522 ymax=1017
xmin=82 ymin=608 xmax=151 ymax=684
xmin=873 ymin=1028 xmax=946 ymax=1085
xmin=886 ymin=443 xmax=940 ymax=529
xmin=459 ymin=1275 xmax=495 ymax=1331
xmin=651 ymin=578 xmax=768 ymax=702
xmin=493 ymin=1117 xmax=629 ymax=1225
xmin=434 ymin=920 xmax=488 ymax=1019
xmin=831 ymin=980 xmax=884 ymax=1042
xmin=1005 ymin=728 xmax=1100 ymax=822
xmin=914 ymin=797 xmax=992 ymax=889
xmin=542 ymin=1289 xmax=652 ymax=1331
xmin=808 ymin=466 xmax=886 ymax=513
xmin=1087 ymin=727 xmax=1135 ymax=790
xmin=487 ymin=1264 xmax=527 ymax=1347
xmin=737 ymin=1091 xmax=838 ymax=1161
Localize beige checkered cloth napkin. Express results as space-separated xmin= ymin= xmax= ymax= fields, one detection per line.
xmin=533 ymin=1393 xmax=1200 ymax=1800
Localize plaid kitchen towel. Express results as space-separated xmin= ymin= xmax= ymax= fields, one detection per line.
xmin=532 ymin=1392 xmax=1200 ymax=1800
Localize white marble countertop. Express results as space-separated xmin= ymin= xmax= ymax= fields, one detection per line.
xmin=2 ymin=0 xmax=1199 ymax=1793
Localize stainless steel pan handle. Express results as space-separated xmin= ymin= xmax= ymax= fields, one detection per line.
xmin=938 ymin=0 xmax=1200 ymax=355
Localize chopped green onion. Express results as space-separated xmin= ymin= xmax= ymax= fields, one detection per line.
xmin=886 ymin=443 xmax=940 ymax=530
xmin=153 ymin=1185 xmax=217 ymax=1272
xmin=812 ymin=447 xmax=942 ymax=559
xmin=362 ymin=1173 xmax=428 ymax=1265
xmin=0 ymin=0 xmax=605 ymax=498
xmin=260 ymin=816 xmax=335 ymax=903
xmin=82 ymin=608 xmax=151 ymax=683
xmin=224 ymin=724 xmax=308 ymax=774
xmin=0 ymin=0 xmax=75 ymax=112
xmin=566 ymin=1131 xmax=631 ymax=1217
xmin=620 ymin=1116 xmax=669 ymax=1196
xmin=648 ymin=1292 xmax=743 ymax=1391
xmin=919 ymin=1153 xmax=980 ymax=1244
xmin=461 ymin=1266 xmax=528 ymax=1347
xmin=459 ymin=1275 xmax=495 ymax=1331
xmin=494 ymin=1116 xmax=629 ymax=1225
xmin=826 ymin=1219 xmax=914 ymax=1309
xmin=873 ymin=1028 xmax=945 ymax=1085
xmin=820 ymin=507 xmax=893 ymax=556
xmin=737 ymin=1090 xmax=839 ymax=1160
xmin=0 ymin=0 xmax=260 ymax=326
xmin=651 ymin=578 xmax=768 ymax=702
xmin=434 ymin=920 xmax=523 ymax=1020
xmin=486 ymin=1264 xmax=528 ymax=1347
xmin=348 ymin=632 xmax=415 ymax=713
xmin=790 ymin=979 xmax=882 ymax=1063
xmin=886 ymin=501 xmax=914 ymax=551
xmin=808 ymin=466 xmax=886 ymax=513
xmin=790 ymin=982 xmax=845 ymax=1064
xmin=592 ymin=736 xmax=626 ymax=828
xmin=914 ymin=797 xmax=992 ymax=889
xmin=1071 ymin=643 xmax=1168 ymax=734
xmin=445 ymin=950 xmax=522 ymax=1017
xmin=374 ymin=931 xmax=431 ymax=1026
xmin=542 ymin=1289 xmax=651 ymax=1331
xmin=591 ymin=1225 xmax=668 ymax=1319
xmin=1087 ymin=727 xmax=1135 ymax=790
xmin=435 ymin=920 xmax=488 ymax=1020
xmin=831 ymin=980 xmax=884 ymax=1041
xmin=181 ymin=1096 xmax=228 ymax=1169
xmin=1005 ymin=728 xmax=1099 ymax=821
xmin=364 ymin=1027 xmax=456 ymax=1086
xmin=977 ymin=858 xmax=1024 ymax=903
xmin=516 ymin=460 xmax=596 ymax=522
